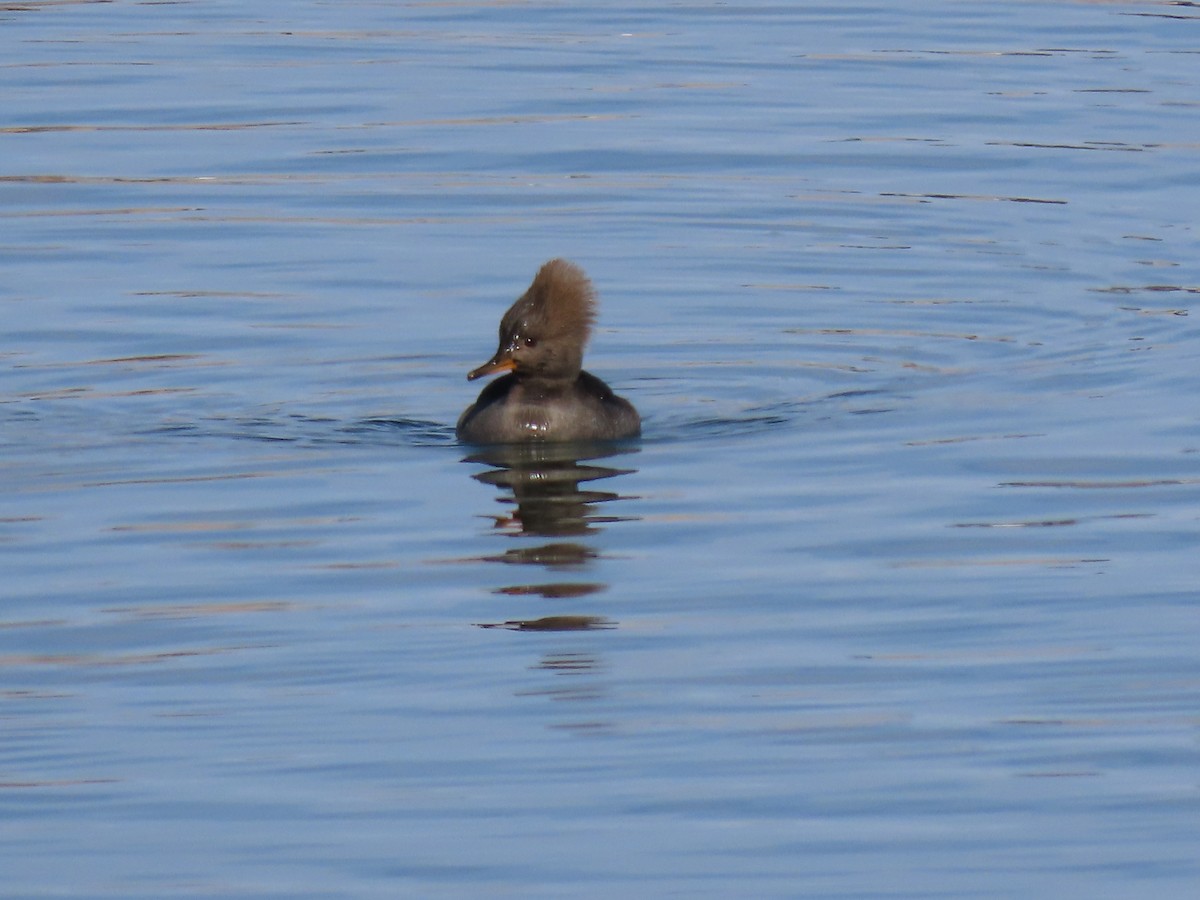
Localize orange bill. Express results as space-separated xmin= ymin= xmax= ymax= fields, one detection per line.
xmin=467 ymin=355 xmax=516 ymax=381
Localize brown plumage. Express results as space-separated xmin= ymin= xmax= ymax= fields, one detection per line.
xmin=503 ymin=258 xmax=595 ymax=348
xmin=457 ymin=259 xmax=640 ymax=444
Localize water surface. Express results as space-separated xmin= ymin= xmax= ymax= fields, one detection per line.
xmin=3 ymin=1 xmax=1199 ymax=897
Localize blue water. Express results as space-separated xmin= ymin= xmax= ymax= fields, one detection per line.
xmin=3 ymin=1 xmax=1199 ymax=897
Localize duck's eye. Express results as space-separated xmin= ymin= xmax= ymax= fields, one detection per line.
xmin=524 ymin=336 xmax=538 ymax=348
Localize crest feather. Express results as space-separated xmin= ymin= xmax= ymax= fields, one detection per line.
xmin=525 ymin=258 xmax=596 ymax=342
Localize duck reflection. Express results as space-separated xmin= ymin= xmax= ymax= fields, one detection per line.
xmin=466 ymin=443 xmax=637 ymax=539
xmin=464 ymin=442 xmax=638 ymax=634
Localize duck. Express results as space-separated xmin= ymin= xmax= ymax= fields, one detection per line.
xmin=456 ymin=259 xmax=641 ymax=444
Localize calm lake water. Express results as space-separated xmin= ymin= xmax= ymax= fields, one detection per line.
xmin=3 ymin=1 xmax=1199 ymax=897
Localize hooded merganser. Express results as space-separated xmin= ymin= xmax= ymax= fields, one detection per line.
xmin=456 ymin=259 xmax=641 ymax=444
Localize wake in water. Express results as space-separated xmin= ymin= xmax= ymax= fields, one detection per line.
xmin=139 ymin=386 xmax=897 ymax=450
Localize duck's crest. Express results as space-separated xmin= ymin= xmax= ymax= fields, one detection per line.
xmin=526 ymin=258 xmax=596 ymax=342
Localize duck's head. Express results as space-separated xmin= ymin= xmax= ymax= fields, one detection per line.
xmin=468 ymin=258 xmax=597 ymax=383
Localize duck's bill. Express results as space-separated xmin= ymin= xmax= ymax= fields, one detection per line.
xmin=467 ymin=356 xmax=516 ymax=381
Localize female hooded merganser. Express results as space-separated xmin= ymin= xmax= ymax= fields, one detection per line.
xmin=456 ymin=259 xmax=641 ymax=444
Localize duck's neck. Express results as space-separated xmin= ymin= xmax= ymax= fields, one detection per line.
xmin=513 ymin=371 xmax=582 ymax=398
